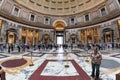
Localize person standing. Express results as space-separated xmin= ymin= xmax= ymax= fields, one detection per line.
xmin=8 ymin=43 xmax=11 ymax=53
xmin=90 ymin=47 xmax=102 ymax=80
xmin=11 ymin=44 xmax=14 ymax=52
xmin=17 ymin=43 xmax=21 ymax=52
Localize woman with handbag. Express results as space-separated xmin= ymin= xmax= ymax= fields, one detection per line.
xmin=90 ymin=47 xmax=102 ymax=80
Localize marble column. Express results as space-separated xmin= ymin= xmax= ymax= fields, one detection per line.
xmin=85 ymin=30 xmax=87 ymax=49
xmin=64 ymin=31 xmax=65 ymax=44
xmin=1 ymin=21 xmax=6 ymax=41
xmin=92 ymin=28 xmax=94 ymax=44
xmin=39 ymin=30 xmax=41 ymax=41
xmin=26 ymin=29 xmax=28 ymax=44
xmin=40 ymin=30 xmax=43 ymax=43
xmin=79 ymin=30 xmax=81 ymax=42
xmin=99 ymin=25 xmax=104 ymax=43
xmin=33 ymin=30 xmax=35 ymax=45
xmin=0 ymin=21 xmax=3 ymax=38
xmin=98 ymin=27 xmax=101 ymax=43
xmin=19 ymin=27 xmax=22 ymax=40
xmin=54 ymin=31 xmax=56 ymax=44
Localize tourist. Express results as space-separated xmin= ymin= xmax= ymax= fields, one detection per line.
xmin=22 ymin=44 xmax=26 ymax=52
xmin=90 ymin=46 xmax=102 ymax=80
xmin=11 ymin=44 xmax=14 ymax=52
xmin=8 ymin=43 xmax=11 ymax=53
xmin=38 ymin=44 xmax=41 ymax=50
xmin=17 ymin=42 xmax=21 ymax=52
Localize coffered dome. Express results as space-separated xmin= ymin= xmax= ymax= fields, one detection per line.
xmin=14 ymin=0 xmax=106 ymax=16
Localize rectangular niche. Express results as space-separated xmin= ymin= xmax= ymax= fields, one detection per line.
xmin=2 ymin=2 xmax=13 ymax=13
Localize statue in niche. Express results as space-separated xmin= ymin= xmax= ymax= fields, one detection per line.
xmin=71 ymin=34 xmax=76 ymax=44
xmin=43 ymin=35 xmax=49 ymax=44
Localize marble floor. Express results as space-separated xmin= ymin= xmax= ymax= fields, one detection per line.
xmin=41 ymin=61 xmax=79 ymax=76
xmin=0 ymin=48 xmax=120 ymax=80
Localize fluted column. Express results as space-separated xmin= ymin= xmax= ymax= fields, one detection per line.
xmin=26 ymin=29 xmax=28 ymax=44
xmin=19 ymin=27 xmax=22 ymax=40
xmin=33 ymin=30 xmax=35 ymax=45
xmin=39 ymin=30 xmax=41 ymax=41
xmin=92 ymin=28 xmax=94 ymax=44
xmin=98 ymin=27 xmax=101 ymax=43
xmin=79 ymin=30 xmax=81 ymax=42
xmin=85 ymin=30 xmax=87 ymax=49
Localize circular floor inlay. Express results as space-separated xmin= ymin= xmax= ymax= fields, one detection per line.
xmin=101 ymin=59 xmax=120 ymax=69
xmin=1 ymin=59 xmax=27 ymax=68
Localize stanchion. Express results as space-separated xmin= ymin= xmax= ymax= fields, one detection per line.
xmin=85 ymin=50 xmax=89 ymax=62
xmin=64 ymin=52 xmax=69 ymax=68
xmin=29 ymin=51 xmax=34 ymax=66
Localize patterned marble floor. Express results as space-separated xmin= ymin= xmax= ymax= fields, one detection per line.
xmin=0 ymin=54 xmax=9 ymax=59
xmin=41 ymin=61 xmax=79 ymax=76
xmin=0 ymin=48 xmax=120 ymax=80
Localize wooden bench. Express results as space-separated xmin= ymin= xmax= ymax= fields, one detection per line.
xmin=116 ymin=73 xmax=120 ymax=80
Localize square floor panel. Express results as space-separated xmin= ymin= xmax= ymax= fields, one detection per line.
xmin=41 ymin=61 xmax=79 ymax=76
xmin=29 ymin=60 xmax=90 ymax=80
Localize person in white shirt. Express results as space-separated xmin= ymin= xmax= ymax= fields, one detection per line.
xmin=90 ymin=47 xmax=102 ymax=80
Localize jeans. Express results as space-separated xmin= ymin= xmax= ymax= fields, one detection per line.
xmin=91 ymin=63 xmax=100 ymax=78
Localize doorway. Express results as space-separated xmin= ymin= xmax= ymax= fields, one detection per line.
xmin=56 ymin=31 xmax=64 ymax=45
xmin=6 ymin=28 xmax=17 ymax=44
xmin=53 ymin=20 xmax=67 ymax=45
xmin=8 ymin=32 xmax=14 ymax=44
xmin=104 ymin=31 xmax=112 ymax=43
xmin=56 ymin=36 xmax=63 ymax=45
xmin=103 ymin=28 xmax=113 ymax=43
xmin=71 ymin=34 xmax=76 ymax=44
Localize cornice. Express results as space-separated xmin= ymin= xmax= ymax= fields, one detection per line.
xmin=0 ymin=9 xmax=120 ymax=29
xmin=0 ymin=10 xmax=53 ymax=29
xmin=66 ymin=9 xmax=120 ymax=29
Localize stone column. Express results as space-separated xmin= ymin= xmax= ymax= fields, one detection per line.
xmin=1 ymin=21 xmax=6 ymax=42
xmin=85 ymin=30 xmax=87 ymax=49
xmin=26 ymin=29 xmax=28 ymax=44
xmin=54 ymin=31 xmax=56 ymax=44
xmin=99 ymin=25 xmax=104 ymax=43
xmin=40 ymin=30 xmax=43 ymax=43
xmin=98 ymin=26 xmax=101 ymax=43
xmin=79 ymin=30 xmax=81 ymax=42
xmin=0 ymin=22 xmax=4 ymax=39
xmin=92 ymin=28 xmax=94 ymax=44
xmin=39 ymin=30 xmax=41 ymax=41
xmin=64 ymin=31 xmax=65 ymax=44
xmin=33 ymin=30 xmax=35 ymax=45
xmin=19 ymin=27 xmax=22 ymax=40
xmin=1 ymin=21 xmax=9 ymax=42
